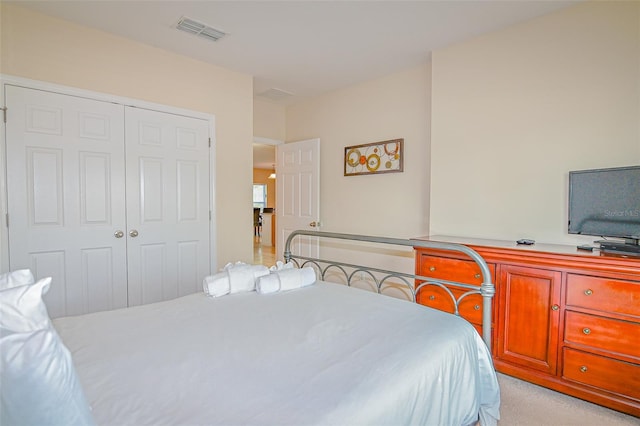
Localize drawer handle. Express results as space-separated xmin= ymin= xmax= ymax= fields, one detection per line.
xmin=580 ymin=365 xmax=588 ymax=373
xmin=429 ymin=266 xmax=436 ymax=272
xmin=474 ymin=305 xmax=480 ymax=311
xmin=551 ymin=304 xmax=559 ymax=311
xmin=429 ymin=295 xmax=436 ymax=301
xmin=474 ymin=273 xmax=480 ymax=279
xmin=582 ymin=328 xmax=591 ymax=335
xmin=584 ymin=289 xmax=593 ymax=296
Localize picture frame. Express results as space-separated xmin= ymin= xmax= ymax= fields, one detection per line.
xmin=344 ymin=138 xmax=403 ymax=176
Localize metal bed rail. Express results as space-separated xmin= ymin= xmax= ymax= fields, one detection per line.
xmin=284 ymin=230 xmax=495 ymax=351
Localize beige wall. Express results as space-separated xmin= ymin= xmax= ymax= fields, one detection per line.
xmin=285 ymin=64 xmax=430 ymax=281
xmin=254 ymin=98 xmax=286 ymax=141
xmin=1 ymin=4 xmax=255 ymax=266
xmin=431 ymin=1 xmax=640 ymax=245
xmin=286 ymin=64 xmax=431 ymax=239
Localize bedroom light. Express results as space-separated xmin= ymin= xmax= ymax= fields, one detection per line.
xmin=176 ymin=17 xmax=226 ymax=42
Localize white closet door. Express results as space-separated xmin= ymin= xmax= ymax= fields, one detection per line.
xmin=124 ymin=107 xmax=210 ymax=306
xmin=5 ymin=85 xmax=127 ymax=318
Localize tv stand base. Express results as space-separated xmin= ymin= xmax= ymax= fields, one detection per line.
xmin=413 ymin=235 xmax=640 ymax=417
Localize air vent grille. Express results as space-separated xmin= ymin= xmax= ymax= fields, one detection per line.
xmin=177 ymin=17 xmax=226 ymax=42
xmin=258 ymin=88 xmax=294 ymax=101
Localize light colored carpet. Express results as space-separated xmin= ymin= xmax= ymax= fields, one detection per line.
xmin=497 ymin=373 xmax=639 ymax=425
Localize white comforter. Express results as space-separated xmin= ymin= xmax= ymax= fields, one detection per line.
xmin=54 ymin=282 xmax=500 ymax=426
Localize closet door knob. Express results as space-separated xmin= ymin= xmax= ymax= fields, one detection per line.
xmin=114 ymin=230 xmax=124 ymax=238
xmin=129 ymin=229 xmax=139 ymax=237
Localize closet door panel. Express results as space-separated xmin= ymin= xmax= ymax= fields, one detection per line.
xmin=82 ymin=247 xmax=117 ymax=314
xmin=177 ymin=160 xmax=199 ymax=221
xmin=80 ymin=152 xmax=112 ymax=224
xmin=139 ymin=157 xmax=164 ymax=222
xmin=138 ymin=243 xmax=166 ymax=305
xmin=5 ymin=85 xmax=127 ymax=317
xmin=125 ymin=107 xmax=210 ymax=306
xmin=28 ymin=147 xmax=63 ymax=225
xmin=177 ymin=241 xmax=199 ymax=297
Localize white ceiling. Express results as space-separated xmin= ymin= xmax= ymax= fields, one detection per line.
xmin=16 ymin=0 xmax=578 ymax=107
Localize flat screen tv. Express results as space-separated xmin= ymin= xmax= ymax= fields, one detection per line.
xmin=568 ymin=165 xmax=640 ymax=255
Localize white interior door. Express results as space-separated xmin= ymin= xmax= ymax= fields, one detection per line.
xmin=276 ymin=138 xmax=320 ymax=261
xmin=5 ymin=85 xmax=212 ymax=317
xmin=5 ymin=85 xmax=128 ymax=318
xmin=124 ymin=107 xmax=210 ymax=306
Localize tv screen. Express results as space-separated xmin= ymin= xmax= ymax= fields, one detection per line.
xmin=568 ymin=165 xmax=640 ymax=240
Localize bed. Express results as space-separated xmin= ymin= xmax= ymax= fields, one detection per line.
xmin=1 ymin=230 xmax=500 ymax=426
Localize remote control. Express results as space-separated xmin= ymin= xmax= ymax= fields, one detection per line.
xmin=516 ymin=239 xmax=535 ymax=245
xmin=577 ymin=245 xmax=595 ymax=251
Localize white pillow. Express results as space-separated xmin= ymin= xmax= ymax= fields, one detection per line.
xmin=0 ymin=269 xmax=35 ymax=290
xmin=0 ymin=277 xmax=52 ymax=334
xmin=0 ymin=279 xmax=95 ymax=425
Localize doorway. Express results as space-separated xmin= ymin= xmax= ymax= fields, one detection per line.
xmin=252 ymin=142 xmax=278 ymax=264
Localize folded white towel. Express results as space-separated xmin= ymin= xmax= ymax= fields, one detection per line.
xmin=255 ymin=274 xmax=279 ymax=294
xmin=225 ymin=264 xmax=257 ymax=294
xmin=203 ymin=263 xmax=270 ymax=297
xmin=269 ymin=261 xmax=295 ymax=272
xmin=202 ymin=273 xmax=229 ymax=297
xmin=256 ymin=267 xmax=316 ymax=294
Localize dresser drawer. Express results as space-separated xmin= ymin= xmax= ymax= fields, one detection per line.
xmin=417 ymin=284 xmax=486 ymax=325
xmin=418 ymin=254 xmax=495 ymax=285
xmin=564 ymin=311 xmax=640 ymax=359
xmin=566 ymin=274 xmax=640 ymax=317
xmin=563 ymin=348 xmax=640 ymax=400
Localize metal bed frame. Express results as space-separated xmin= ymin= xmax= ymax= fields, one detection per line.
xmin=284 ymin=230 xmax=495 ymax=351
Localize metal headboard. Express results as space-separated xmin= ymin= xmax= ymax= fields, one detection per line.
xmin=284 ymin=230 xmax=495 ymax=351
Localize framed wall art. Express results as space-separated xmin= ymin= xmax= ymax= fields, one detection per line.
xmin=344 ymin=138 xmax=403 ymax=176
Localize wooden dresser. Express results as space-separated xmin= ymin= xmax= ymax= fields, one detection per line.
xmin=413 ymin=235 xmax=640 ymax=417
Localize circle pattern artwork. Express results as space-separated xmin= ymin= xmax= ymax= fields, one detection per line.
xmin=344 ymin=139 xmax=403 ymax=176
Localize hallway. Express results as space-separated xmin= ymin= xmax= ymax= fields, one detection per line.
xmin=253 ymin=237 xmax=277 ymax=267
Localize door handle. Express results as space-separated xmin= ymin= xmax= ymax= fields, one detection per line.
xmin=129 ymin=229 xmax=139 ymax=237
xmin=309 ymin=221 xmax=320 ymax=227
xmin=114 ymin=230 xmax=124 ymax=238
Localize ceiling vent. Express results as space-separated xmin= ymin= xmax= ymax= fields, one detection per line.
xmin=176 ymin=16 xmax=226 ymax=42
xmin=257 ymin=88 xmax=294 ymax=101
